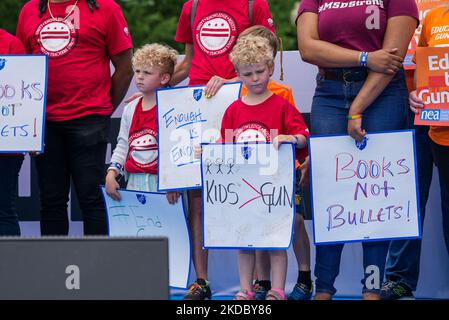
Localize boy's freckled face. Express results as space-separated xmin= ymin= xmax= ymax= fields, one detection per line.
xmin=133 ymin=65 xmax=165 ymax=94
xmin=237 ymin=62 xmax=273 ymax=95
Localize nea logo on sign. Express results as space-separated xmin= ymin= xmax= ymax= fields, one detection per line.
xmin=420 ymin=109 xmax=441 ymax=121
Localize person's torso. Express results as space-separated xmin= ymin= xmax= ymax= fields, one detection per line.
xmin=183 ymin=0 xmax=274 ymax=85
xmin=17 ymin=0 xmax=132 ymax=121
xmin=421 ymin=5 xmax=449 ymax=145
xmin=125 ymin=98 xmax=159 ymax=174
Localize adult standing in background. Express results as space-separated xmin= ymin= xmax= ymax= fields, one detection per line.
xmin=16 ymin=0 xmax=133 ymax=235
xmin=0 ymin=28 xmax=26 ymax=236
xmin=173 ymin=0 xmax=276 ymax=300
xmin=297 ymin=0 xmax=418 ymax=299
xmin=382 ymin=2 xmax=449 ymax=299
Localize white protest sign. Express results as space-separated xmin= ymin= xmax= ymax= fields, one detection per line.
xmin=0 ymin=55 xmax=47 ymax=153
xmin=202 ymin=143 xmax=295 ymax=249
xmin=157 ymin=83 xmax=241 ymax=191
xmin=101 ymin=187 xmax=191 ymax=288
xmin=309 ymin=131 xmax=421 ymax=244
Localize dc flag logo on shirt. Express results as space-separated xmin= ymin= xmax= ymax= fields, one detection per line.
xmin=193 ymin=89 xmax=203 ymax=101
xmin=241 ymin=146 xmax=252 ymax=160
xmin=0 ymin=59 xmax=6 ymax=71
xmin=136 ymin=194 xmax=147 ymax=205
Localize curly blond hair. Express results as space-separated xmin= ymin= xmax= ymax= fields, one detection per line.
xmin=132 ymin=43 xmax=178 ymax=76
xmin=239 ymin=25 xmax=278 ymax=58
xmin=229 ymin=35 xmax=274 ymax=69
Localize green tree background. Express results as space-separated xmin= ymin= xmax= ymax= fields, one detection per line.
xmin=0 ymin=0 xmax=299 ymax=53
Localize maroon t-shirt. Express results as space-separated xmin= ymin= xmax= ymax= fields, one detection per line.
xmin=297 ymin=0 xmax=419 ymax=52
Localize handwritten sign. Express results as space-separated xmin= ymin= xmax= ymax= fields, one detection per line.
xmin=157 ymin=83 xmax=241 ymax=191
xmin=309 ymin=131 xmax=420 ymax=244
xmin=415 ymin=47 xmax=449 ymax=126
xmin=101 ymin=187 xmax=191 ymax=288
xmin=405 ymin=0 xmax=445 ymax=69
xmin=0 ymin=55 xmax=47 ymax=153
xmin=202 ymin=143 xmax=295 ymax=249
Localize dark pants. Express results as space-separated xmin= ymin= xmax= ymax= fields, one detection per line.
xmin=35 ymin=115 xmax=110 ymax=235
xmin=432 ymin=140 xmax=449 ymax=254
xmin=0 ymin=155 xmax=24 ymax=236
xmin=385 ymin=122 xmax=449 ymax=290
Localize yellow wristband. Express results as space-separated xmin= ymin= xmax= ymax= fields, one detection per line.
xmin=347 ymin=114 xmax=363 ymax=120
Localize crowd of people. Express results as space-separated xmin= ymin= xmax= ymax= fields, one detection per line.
xmin=1 ymin=0 xmax=448 ymax=300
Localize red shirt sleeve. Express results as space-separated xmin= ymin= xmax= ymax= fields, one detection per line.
xmin=387 ymin=0 xmax=419 ymax=24
xmin=175 ymin=2 xmax=194 ymax=45
xmin=105 ymin=2 xmax=133 ymax=56
xmin=9 ymin=36 xmax=26 ymax=54
xmin=220 ymin=102 xmax=237 ymax=143
xmin=15 ymin=8 xmax=31 ymax=54
xmin=296 ymin=0 xmax=319 ymax=22
xmin=283 ymin=101 xmax=310 ymax=160
xmin=253 ymin=0 xmax=276 ymax=34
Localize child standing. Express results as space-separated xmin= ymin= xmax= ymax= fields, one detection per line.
xmin=105 ymin=43 xmax=180 ymax=204
xmin=238 ymin=25 xmax=314 ymax=300
xmin=224 ymin=35 xmax=309 ymax=300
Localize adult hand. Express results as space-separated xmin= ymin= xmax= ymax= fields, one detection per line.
xmin=124 ymin=92 xmax=143 ymax=104
xmin=204 ymin=76 xmax=227 ymax=98
xmin=347 ymin=118 xmax=366 ymax=142
xmin=166 ymin=191 xmax=181 ymax=205
xmin=273 ymin=135 xmax=296 ymax=150
xmin=409 ymin=90 xmax=424 ymax=114
xmin=105 ymin=171 xmax=121 ymax=201
xmin=367 ymin=48 xmax=403 ymax=75
xmin=299 ymin=156 xmax=310 ymax=188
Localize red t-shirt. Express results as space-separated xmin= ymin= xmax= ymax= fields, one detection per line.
xmin=175 ymin=0 xmax=276 ymax=85
xmin=0 ymin=29 xmax=26 ymax=157
xmin=297 ymin=0 xmax=419 ymax=52
xmin=0 ymin=29 xmax=26 ymax=54
xmin=124 ymin=99 xmax=159 ymax=174
xmin=220 ymin=94 xmax=310 ymax=160
xmin=16 ymin=0 xmax=133 ymax=122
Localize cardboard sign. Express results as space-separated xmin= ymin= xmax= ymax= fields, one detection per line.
xmin=157 ymin=83 xmax=241 ymax=191
xmin=101 ymin=187 xmax=191 ymax=289
xmin=415 ymin=47 xmax=449 ymax=126
xmin=202 ymin=143 xmax=295 ymax=249
xmin=309 ymin=131 xmax=421 ymax=244
xmin=0 ymin=55 xmax=47 ymax=152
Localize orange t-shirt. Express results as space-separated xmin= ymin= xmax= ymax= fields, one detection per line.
xmin=241 ymin=79 xmax=301 ymax=168
xmin=418 ymin=5 xmax=449 ymax=146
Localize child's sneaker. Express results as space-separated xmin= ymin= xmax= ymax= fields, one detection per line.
xmin=288 ymin=282 xmax=313 ymax=300
xmin=266 ymin=288 xmax=287 ymax=300
xmin=233 ymin=290 xmax=256 ymax=300
xmin=380 ymin=280 xmax=414 ymax=300
xmin=183 ymin=279 xmax=212 ymax=300
xmin=253 ymin=282 xmax=268 ymax=300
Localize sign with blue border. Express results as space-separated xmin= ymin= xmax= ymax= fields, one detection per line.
xmin=0 ymin=54 xmax=47 ymax=153
xmin=100 ymin=187 xmax=191 ymax=289
xmin=201 ymin=142 xmax=296 ymax=249
xmin=156 ymin=82 xmax=241 ymax=191
xmin=309 ymin=130 xmax=421 ymax=245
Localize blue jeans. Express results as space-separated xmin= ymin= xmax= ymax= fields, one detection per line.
xmin=0 ymin=155 xmax=24 ymax=236
xmin=311 ymin=68 xmax=409 ymax=295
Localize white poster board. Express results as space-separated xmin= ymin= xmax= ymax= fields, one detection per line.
xmin=101 ymin=187 xmax=191 ymax=289
xmin=309 ymin=131 xmax=421 ymax=244
xmin=157 ymin=83 xmax=241 ymax=191
xmin=0 ymin=55 xmax=47 ymax=153
xmin=202 ymin=143 xmax=296 ymax=249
